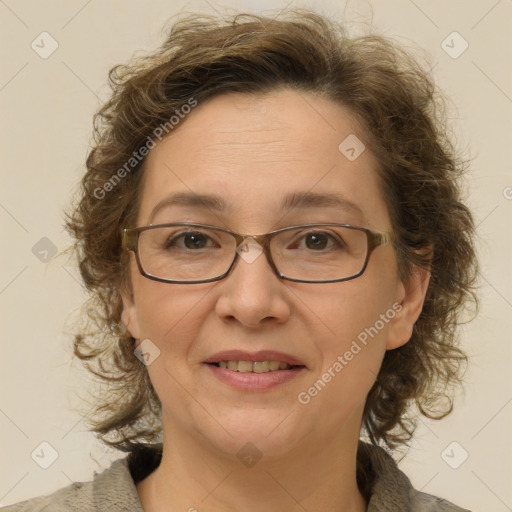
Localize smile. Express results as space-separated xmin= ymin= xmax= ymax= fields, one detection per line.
xmin=213 ymin=360 xmax=296 ymax=373
xmin=203 ymin=350 xmax=307 ymax=390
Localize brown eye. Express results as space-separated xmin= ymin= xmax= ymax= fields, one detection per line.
xmin=304 ymin=233 xmax=330 ymax=250
xmin=165 ymin=231 xmax=215 ymax=250
xmin=288 ymin=230 xmax=345 ymax=252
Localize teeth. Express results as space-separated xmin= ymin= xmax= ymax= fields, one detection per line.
xmin=269 ymin=361 xmax=280 ymax=371
xmin=253 ymin=361 xmax=269 ymax=373
xmin=216 ymin=360 xmax=293 ymax=372
xmin=238 ymin=361 xmax=253 ymax=373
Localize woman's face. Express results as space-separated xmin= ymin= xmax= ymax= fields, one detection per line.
xmin=121 ymin=89 xmax=423 ymax=459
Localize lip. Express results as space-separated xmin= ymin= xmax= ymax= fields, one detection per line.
xmin=203 ymin=350 xmax=307 ymax=392
xmin=206 ymin=363 xmax=306 ymax=391
xmin=203 ymin=349 xmax=306 ymax=367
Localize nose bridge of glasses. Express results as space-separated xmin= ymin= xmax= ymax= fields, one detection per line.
xmin=227 ymin=232 xmax=277 ymax=274
xmin=230 ymin=232 xmax=271 ymax=253
xmin=229 ymin=231 xmax=267 ymax=245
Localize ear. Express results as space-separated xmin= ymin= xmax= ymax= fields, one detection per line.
xmin=385 ymin=262 xmax=431 ymax=351
xmin=119 ymin=280 xmax=141 ymax=340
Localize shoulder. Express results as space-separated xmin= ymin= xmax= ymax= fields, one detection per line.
xmin=358 ymin=441 xmax=472 ymax=512
xmin=0 ymin=457 xmax=143 ymax=512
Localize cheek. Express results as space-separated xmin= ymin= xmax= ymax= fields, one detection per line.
xmin=131 ymin=279 xmax=213 ymax=410
xmin=132 ymin=276 xmax=211 ymax=358
xmin=293 ymin=270 xmax=398 ymax=408
xmin=295 ymin=266 xmax=398 ymax=355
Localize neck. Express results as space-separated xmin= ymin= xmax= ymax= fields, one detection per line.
xmin=137 ymin=414 xmax=368 ymax=512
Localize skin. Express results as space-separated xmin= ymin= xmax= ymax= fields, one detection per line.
xmin=120 ymin=89 xmax=430 ymax=512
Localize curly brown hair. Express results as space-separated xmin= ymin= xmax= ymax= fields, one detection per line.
xmin=65 ymin=10 xmax=478 ymax=458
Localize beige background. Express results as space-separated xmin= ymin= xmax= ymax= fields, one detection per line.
xmin=1 ymin=0 xmax=511 ymax=509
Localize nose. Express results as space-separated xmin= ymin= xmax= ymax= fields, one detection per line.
xmin=214 ymin=239 xmax=291 ymax=328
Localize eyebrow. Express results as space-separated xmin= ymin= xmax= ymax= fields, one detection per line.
xmin=148 ymin=190 xmax=364 ymax=222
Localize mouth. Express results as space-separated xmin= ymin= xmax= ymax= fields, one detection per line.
xmin=203 ymin=350 xmax=307 ymax=391
xmin=207 ymin=360 xmax=304 ymax=373
xmin=203 ymin=350 xmax=306 ymax=370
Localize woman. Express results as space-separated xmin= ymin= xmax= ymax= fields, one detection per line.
xmin=3 ymin=10 xmax=476 ymax=512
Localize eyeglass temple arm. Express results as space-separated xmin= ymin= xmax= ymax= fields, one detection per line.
xmin=370 ymin=231 xmax=394 ymax=250
xmin=123 ymin=229 xmax=138 ymax=252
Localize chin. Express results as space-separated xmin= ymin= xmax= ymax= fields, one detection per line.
xmin=198 ymin=408 xmax=309 ymax=460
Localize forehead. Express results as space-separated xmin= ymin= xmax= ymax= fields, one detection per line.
xmin=137 ymin=89 xmax=391 ymax=231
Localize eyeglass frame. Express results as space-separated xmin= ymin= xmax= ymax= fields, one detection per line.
xmin=122 ymin=222 xmax=394 ymax=284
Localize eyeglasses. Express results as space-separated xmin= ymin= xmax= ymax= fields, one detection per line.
xmin=122 ymin=223 xmax=393 ymax=284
